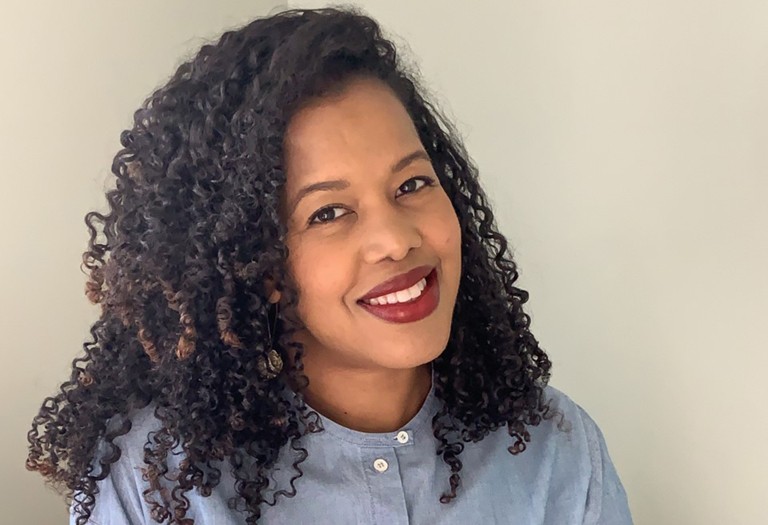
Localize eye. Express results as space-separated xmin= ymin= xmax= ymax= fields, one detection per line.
xmin=396 ymin=176 xmax=436 ymax=197
xmin=308 ymin=205 xmax=349 ymax=226
xmin=306 ymin=176 xmax=436 ymax=227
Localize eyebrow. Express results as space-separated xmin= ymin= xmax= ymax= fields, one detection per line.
xmin=288 ymin=149 xmax=431 ymax=216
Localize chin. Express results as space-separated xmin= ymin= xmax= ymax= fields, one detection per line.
xmin=376 ymin=341 xmax=447 ymax=370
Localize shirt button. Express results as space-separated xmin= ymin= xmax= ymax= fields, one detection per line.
xmin=396 ymin=431 xmax=409 ymax=444
xmin=373 ymin=458 xmax=389 ymax=472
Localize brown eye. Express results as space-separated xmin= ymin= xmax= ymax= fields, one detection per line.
xmin=396 ymin=176 xmax=435 ymax=197
xmin=308 ymin=205 xmax=349 ymax=226
xmin=306 ymin=176 xmax=435 ymax=227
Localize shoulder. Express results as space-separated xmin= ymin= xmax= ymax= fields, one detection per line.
xmin=95 ymin=403 xmax=164 ymax=471
xmin=75 ymin=404 xmax=247 ymax=524
xmin=528 ymin=384 xmax=614 ymax=469
xmin=539 ymin=384 xmax=604 ymax=438
xmin=72 ymin=405 xmax=164 ymax=524
xmin=533 ymin=384 xmax=633 ymax=524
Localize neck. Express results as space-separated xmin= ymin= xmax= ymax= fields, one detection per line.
xmin=294 ymin=360 xmax=433 ymax=433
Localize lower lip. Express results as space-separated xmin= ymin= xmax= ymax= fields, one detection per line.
xmin=357 ymin=269 xmax=440 ymax=323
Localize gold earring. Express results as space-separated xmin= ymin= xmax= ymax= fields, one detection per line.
xmin=257 ymin=300 xmax=283 ymax=380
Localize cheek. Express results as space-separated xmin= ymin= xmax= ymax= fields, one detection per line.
xmin=288 ymin=240 xmax=348 ymax=315
xmin=430 ymin=197 xmax=462 ymax=256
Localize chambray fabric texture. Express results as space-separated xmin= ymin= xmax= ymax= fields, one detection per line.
xmin=72 ymin=376 xmax=633 ymax=525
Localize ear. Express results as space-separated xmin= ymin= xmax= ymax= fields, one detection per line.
xmin=264 ymin=277 xmax=282 ymax=304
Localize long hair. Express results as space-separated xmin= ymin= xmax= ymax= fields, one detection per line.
xmin=26 ymin=7 xmax=553 ymax=524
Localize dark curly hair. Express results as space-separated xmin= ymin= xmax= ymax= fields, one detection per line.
xmin=26 ymin=6 xmax=554 ymax=524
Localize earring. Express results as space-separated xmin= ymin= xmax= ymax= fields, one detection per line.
xmin=257 ymin=300 xmax=283 ymax=380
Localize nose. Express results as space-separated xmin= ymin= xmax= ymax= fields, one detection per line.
xmin=360 ymin=206 xmax=423 ymax=264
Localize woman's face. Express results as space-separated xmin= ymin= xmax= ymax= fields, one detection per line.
xmin=281 ymin=76 xmax=462 ymax=373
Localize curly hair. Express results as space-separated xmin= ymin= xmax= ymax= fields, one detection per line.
xmin=26 ymin=6 xmax=554 ymax=524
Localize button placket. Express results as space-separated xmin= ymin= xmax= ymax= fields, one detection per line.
xmin=361 ymin=448 xmax=408 ymax=525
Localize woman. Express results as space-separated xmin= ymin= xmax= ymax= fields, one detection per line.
xmin=27 ymin=7 xmax=633 ymax=525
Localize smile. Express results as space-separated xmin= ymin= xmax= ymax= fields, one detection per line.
xmin=356 ymin=268 xmax=439 ymax=323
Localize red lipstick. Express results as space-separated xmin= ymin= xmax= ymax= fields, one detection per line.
xmin=359 ymin=265 xmax=434 ymax=302
xmin=357 ymin=267 xmax=440 ymax=324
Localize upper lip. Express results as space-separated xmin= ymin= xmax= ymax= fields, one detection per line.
xmin=358 ymin=265 xmax=434 ymax=302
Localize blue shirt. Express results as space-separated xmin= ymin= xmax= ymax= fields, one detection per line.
xmin=74 ymin=376 xmax=633 ymax=524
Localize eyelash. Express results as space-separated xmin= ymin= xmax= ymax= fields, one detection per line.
xmin=307 ymin=176 xmax=437 ymax=226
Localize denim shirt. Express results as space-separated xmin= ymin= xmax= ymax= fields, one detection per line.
xmin=73 ymin=377 xmax=633 ymax=525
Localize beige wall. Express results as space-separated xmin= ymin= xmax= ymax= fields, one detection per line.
xmin=0 ymin=1 xmax=286 ymax=522
xmin=4 ymin=1 xmax=767 ymax=524
xmin=290 ymin=1 xmax=768 ymax=523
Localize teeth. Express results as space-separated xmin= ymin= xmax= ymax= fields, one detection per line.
xmin=366 ymin=277 xmax=427 ymax=305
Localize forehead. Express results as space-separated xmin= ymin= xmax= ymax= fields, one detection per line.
xmin=283 ymin=77 xmax=421 ymax=184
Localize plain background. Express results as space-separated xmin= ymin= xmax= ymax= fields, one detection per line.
xmin=2 ymin=1 xmax=766 ymax=523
